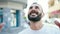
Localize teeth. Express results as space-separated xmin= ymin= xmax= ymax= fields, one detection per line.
xmin=30 ymin=13 xmax=37 ymax=17
xmin=31 ymin=13 xmax=37 ymax=15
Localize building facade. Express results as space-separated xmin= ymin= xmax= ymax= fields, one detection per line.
xmin=0 ymin=0 xmax=27 ymax=34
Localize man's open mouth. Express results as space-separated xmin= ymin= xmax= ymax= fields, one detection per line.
xmin=30 ymin=10 xmax=38 ymax=15
xmin=30 ymin=13 xmax=37 ymax=18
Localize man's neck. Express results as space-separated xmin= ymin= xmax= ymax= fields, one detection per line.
xmin=30 ymin=21 xmax=43 ymax=30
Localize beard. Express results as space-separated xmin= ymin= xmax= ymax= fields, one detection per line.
xmin=28 ymin=13 xmax=42 ymax=22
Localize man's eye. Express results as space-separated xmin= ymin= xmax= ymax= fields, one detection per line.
xmin=35 ymin=6 xmax=39 ymax=9
xmin=29 ymin=7 xmax=33 ymax=9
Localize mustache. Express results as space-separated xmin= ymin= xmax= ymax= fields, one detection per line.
xmin=30 ymin=10 xmax=38 ymax=15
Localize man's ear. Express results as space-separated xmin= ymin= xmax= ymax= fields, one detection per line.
xmin=41 ymin=12 xmax=44 ymax=18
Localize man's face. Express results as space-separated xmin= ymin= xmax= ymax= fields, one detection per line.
xmin=28 ymin=4 xmax=43 ymax=22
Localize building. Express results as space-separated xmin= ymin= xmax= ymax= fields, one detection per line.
xmin=0 ymin=0 xmax=27 ymax=34
xmin=48 ymin=0 xmax=60 ymax=28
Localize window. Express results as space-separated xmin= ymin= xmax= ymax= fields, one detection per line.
xmin=0 ymin=8 xmax=3 ymax=23
xmin=10 ymin=9 xmax=20 ymax=27
xmin=0 ymin=15 xmax=3 ymax=23
xmin=10 ymin=10 xmax=16 ymax=27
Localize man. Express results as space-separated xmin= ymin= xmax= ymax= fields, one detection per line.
xmin=18 ymin=3 xmax=60 ymax=34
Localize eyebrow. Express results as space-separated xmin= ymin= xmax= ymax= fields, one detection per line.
xmin=29 ymin=6 xmax=33 ymax=9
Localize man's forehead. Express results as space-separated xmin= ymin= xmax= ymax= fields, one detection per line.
xmin=30 ymin=4 xmax=40 ymax=7
xmin=29 ymin=3 xmax=43 ymax=13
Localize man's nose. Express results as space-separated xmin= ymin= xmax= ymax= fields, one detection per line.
xmin=31 ymin=7 xmax=36 ymax=10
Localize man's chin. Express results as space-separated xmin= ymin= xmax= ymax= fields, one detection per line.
xmin=28 ymin=13 xmax=42 ymax=22
xmin=28 ymin=16 xmax=40 ymax=22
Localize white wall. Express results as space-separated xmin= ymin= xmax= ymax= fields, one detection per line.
xmin=7 ymin=2 xmax=23 ymax=10
xmin=0 ymin=2 xmax=7 ymax=8
xmin=0 ymin=2 xmax=24 ymax=10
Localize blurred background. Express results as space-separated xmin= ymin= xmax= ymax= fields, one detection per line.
xmin=0 ymin=0 xmax=60 ymax=34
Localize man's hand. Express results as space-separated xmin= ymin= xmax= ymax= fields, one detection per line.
xmin=54 ymin=20 xmax=60 ymax=28
xmin=0 ymin=23 xmax=5 ymax=32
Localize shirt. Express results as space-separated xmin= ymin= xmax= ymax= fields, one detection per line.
xmin=18 ymin=23 xmax=60 ymax=34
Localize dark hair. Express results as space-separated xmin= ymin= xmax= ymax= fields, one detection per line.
xmin=33 ymin=2 xmax=38 ymax=4
xmin=32 ymin=2 xmax=39 ymax=5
